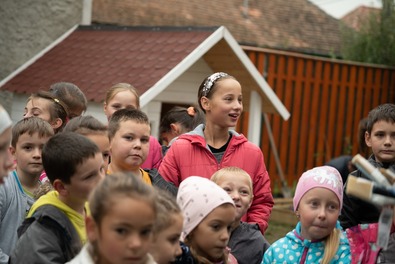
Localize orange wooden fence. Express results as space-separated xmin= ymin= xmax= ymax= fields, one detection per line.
xmin=239 ymin=46 xmax=395 ymax=190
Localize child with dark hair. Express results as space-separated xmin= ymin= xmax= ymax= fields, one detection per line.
xmin=49 ymin=82 xmax=87 ymax=119
xmin=9 ymin=132 xmax=105 ymax=263
xmin=107 ymin=108 xmax=177 ymax=196
xmin=63 ymin=115 xmax=110 ymax=173
xmin=36 ymin=115 xmax=111 ymax=197
xmin=159 ymin=105 xmax=204 ymax=155
xmin=0 ymin=117 xmax=53 ymax=263
xmin=67 ymin=172 xmax=157 ymax=264
xmin=24 ymin=90 xmax=69 ymax=133
xmin=340 ymin=103 xmax=395 ymax=263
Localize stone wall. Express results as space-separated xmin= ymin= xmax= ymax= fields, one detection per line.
xmin=0 ymin=0 xmax=82 ymax=110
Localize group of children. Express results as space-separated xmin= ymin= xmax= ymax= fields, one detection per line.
xmin=0 ymin=71 xmax=393 ymax=264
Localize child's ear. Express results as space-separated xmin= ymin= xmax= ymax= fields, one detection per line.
xmin=295 ymin=211 xmax=300 ymax=219
xmin=365 ymin=131 xmax=372 ymax=147
xmin=170 ymin=123 xmax=179 ymax=134
xmin=9 ymin=146 xmax=16 ymax=157
xmin=53 ymin=179 xmax=68 ymax=196
xmin=248 ymin=195 xmax=253 ymax=209
xmin=50 ymin=118 xmax=63 ymax=131
xmin=85 ymin=216 xmax=98 ymax=242
xmin=200 ymin=96 xmax=210 ymax=112
xmin=103 ymin=103 xmax=109 ymax=118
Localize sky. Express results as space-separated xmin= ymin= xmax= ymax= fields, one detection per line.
xmin=309 ymin=0 xmax=383 ymax=18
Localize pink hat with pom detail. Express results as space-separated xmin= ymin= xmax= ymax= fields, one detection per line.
xmin=176 ymin=176 xmax=235 ymax=242
xmin=293 ymin=166 xmax=343 ymax=211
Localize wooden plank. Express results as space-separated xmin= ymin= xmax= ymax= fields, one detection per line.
xmin=287 ymin=58 xmax=304 ymax=184
xmin=352 ymin=67 xmax=365 ymax=155
xmin=279 ymin=56 xmax=294 ymax=178
xmin=297 ymin=59 xmax=313 ymax=177
xmin=269 ymin=55 xmax=286 ymax=181
xmin=327 ymin=63 xmax=340 ymax=160
xmin=340 ymin=65 xmax=357 ymax=155
xmin=347 ymin=66 xmax=361 ymax=155
xmin=381 ymin=70 xmax=390 ymax=103
xmin=306 ymin=60 xmax=322 ymax=170
xmin=316 ymin=62 xmax=331 ymax=165
xmin=261 ymin=53 xmax=275 ymax=165
xmin=363 ymin=68 xmax=373 ymax=114
xmin=372 ymin=69 xmax=382 ymax=107
xmin=334 ymin=65 xmax=349 ymax=156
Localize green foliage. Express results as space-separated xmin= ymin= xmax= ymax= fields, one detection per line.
xmin=341 ymin=0 xmax=395 ymax=66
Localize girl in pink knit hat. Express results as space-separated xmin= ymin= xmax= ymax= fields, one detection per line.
xmin=263 ymin=166 xmax=351 ymax=264
xmin=175 ymin=176 xmax=238 ymax=264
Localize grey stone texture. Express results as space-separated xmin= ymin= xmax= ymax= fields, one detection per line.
xmin=0 ymin=0 xmax=82 ymax=80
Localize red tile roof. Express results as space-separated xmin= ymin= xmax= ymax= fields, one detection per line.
xmin=1 ymin=26 xmax=215 ymax=102
xmin=92 ymin=0 xmax=342 ymax=56
xmin=341 ymin=6 xmax=381 ymax=31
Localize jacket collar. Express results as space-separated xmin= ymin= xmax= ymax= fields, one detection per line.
xmin=180 ymin=124 xmax=247 ymax=147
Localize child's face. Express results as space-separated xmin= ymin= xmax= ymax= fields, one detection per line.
xmin=150 ymin=213 xmax=183 ymax=264
xmin=365 ymin=120 xmax=395 ymax=163
xmin=189 ymin=203 xmax=235 ymax=262
xmin=24 ymin=98 xmax=62 ymax=131
xmin=64 ymin=152 xmax=104 ymax=204
xmin=85 ymin=134 xmax=111 ymax=173
xmin=24 ymin=98 xmax=52 ymax=122
xmin=110 ymin=120 xmax=150 ymax=171
xmin=0 ymin=127 xmax=13 ymax=184
xmin=104 ymin=90 xmax=139 ymax=120
xmin=10 ymin=132 xmax=50 ymax=178
xmin=297 ymin=187 xmax=340 ymax=241
xmin=201 ymin=79 xmax=243 ymax=128
xmin=215 ymin=174 xmax=252 ymax=221
xmin=91 ymin=196 xmax=155 ymax=264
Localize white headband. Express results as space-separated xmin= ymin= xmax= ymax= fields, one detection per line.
xmin=202 ymin=72 xmax=229 ymax=96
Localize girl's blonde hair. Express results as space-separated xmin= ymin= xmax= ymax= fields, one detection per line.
xmin=322 ymin=228 xmax=341 ymax=264
xmin=153 ymin=188 xmax=182 ymax=237
xmin=211 ymin=166 xmax=253 ymax=197
xmin=105 ymin=83 xmax=140 ymax=109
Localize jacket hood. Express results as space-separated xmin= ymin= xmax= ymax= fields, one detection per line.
xmin=28 ymin=190 xmax=89 ymax=244
xmin=180 ymin=124 xmax=247 ymax=149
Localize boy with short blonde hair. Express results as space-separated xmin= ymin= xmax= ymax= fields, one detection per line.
xmin=211 ymin=167 xmax=270 ymax=264
xmin=0 ymin=117 xmax=54 ymax=263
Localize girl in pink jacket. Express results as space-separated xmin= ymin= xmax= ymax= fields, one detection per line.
xmin=159 ymin=72 xmax=274 ymax=234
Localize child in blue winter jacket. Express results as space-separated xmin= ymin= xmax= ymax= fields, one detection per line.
xmin=263 ymin=166 xmax=351 ymax=264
